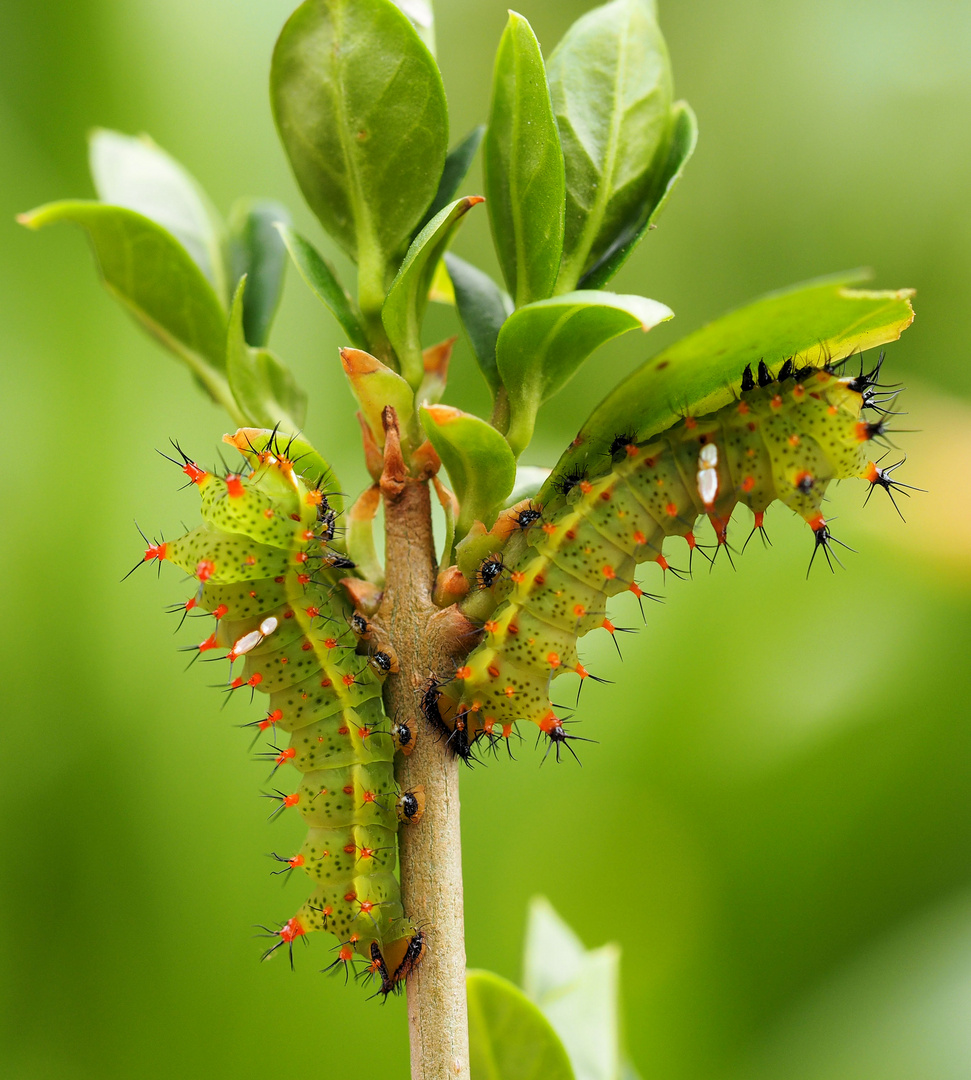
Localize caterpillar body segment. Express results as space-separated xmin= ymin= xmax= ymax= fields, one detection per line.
xmin=155 ymin=435 xmax=419 ymax=992
xmin=434 ymin=363 xmax=903 ymax=755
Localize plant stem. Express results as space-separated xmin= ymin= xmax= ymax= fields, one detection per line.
xmin=375 ymin=409 xmax=471 ymax=1080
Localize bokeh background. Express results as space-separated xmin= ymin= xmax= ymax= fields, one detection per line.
xmin=3 ymin=0 xmax=970 ymax=1077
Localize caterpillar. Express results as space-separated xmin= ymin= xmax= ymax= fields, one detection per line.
xmin=429 ymin=354 xmax=912 ymax=761
xmin=139 ymin=431 xmax=422 ymax=994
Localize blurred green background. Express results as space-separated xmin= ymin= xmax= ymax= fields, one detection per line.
xmin=2 ymin=1 xmax=970 ymax=1077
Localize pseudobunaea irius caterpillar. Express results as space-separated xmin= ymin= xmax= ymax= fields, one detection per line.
xmin=137 ymin=350 xmax=910 ymax=988
xmin=139 ymin=432 xmax=422 ymax=994
xmin=427 ymin=353 xmax=914 ymax=761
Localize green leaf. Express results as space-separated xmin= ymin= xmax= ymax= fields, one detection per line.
xmin=89 ymin=128 xmax=227 ymax=300
xmin=524 ymin=898 xmax=629 ymax=1080
xmin=548 ymin=0 xmax=674 ymax=293
xmin=383 ymin=196 xmax=484 ymax=387
xmin=485 ymin=12 xmax=565 ymax=307
xmin=580 ymin=100 xmax=697 ymax=289
xmin=391 ymin=0 xmax=435 ymax=53
xmin=468 ymin=969 xmax=576 ymax=1080
xmin=497 ymin=291 xmax=674 ymax=456
xmin=226 ymin=278 xmax=307 ymax=430
xmin=19 ymin=200 xmax=236 ymax=414
xmin=415 ymin=126 xmax=486 ymax=237
xmin=227 ymin=199 xmax=291 ymax=347
xmin=276 ymin=224 xmax=368 ymax=349
xmin=541 ymin=272 xmax=916 ymax=503
xmin=271 ymin=0 xmax=448 ymax=317
xmin=421 ymin=405 xmax=517 ymax=536
xmin=341 ymin=346 xmax=415 ymax=448
xmin=445 ymin=254 xmax=513 ymax=397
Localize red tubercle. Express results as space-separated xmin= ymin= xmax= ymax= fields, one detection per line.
xmin=358 ymin=899 xmax=376 ymax=915
xmin=547 ymin=652 xmax=561 ymax=668
xmin=198 ymin=633 xmax=219 ymax=652
xmin=296 ymin=574 xmax=310 ymax=586
xmin=575 ymin=662 xmax=588 ymax=680
xmin=306 ymin=606 xmax=320 ymax=619
xmin=244 ymin=555 xmax=257 ymax=567
xmin=294 ymin=552 xmax=309 ymax=564
xmin=685 ymin=532 xmax=697 ymax=549
xmin=341 ymin=673 xmax=355 ymax=687
xmin=864 ymin=461 xmax=880 ymax=483
xmin=455 ymin=666 xmax=472 ymax=680
xmin=212 ymin=604 xmax=228 ymax=620
xmin=579 ymin=480 xmax=593 ymax=494
xmin=195 ymin=560 xmax=215 ymax=582
xmin=283 ymin=792 xmax=299 ymax=808
xmin=633 ymin=530 xmax=647 ymax=545
xmin=248 ymin=674 xmax=263 ymax=688
xmin=342 ymin=785 xmax=354 ymax=796
xmin=183 ymin=461 xmax=208 ymax=485
xmin=306 ymin=489 xmax=324 ymax=507
xmin=625 ymin=444 xmax=639 ymax=457
xmin=539 ymin=710 xmax=562 ymax=734
xmin=263 ymin=508 xmax=275 ymax=519
xmin=602 ymin=618 xmax=616 ymax=634
xmin=275 ymin=748 xmax=296 ymax=766
xmin=301 ymin=529 xmax=315 ymax=541
xmin=655 ymin=555 xmax=669 ymax=571
xmin=807 ymin=512 xmax=827 ymax=532
xmin=684 ymin=416 xmax=697 ymax=429
xmin=770 ymin=395 xmax=783 ymax=410
xmin=484 ymin=620 xmax=498 ymax=634
xmin=665 ymin=502 xmax=678 ymax=517
xmin=629 ymin=582 xmax=644 ymax=599
xmin=487 ymin=664 xmax=501 ymax=679
xmin=362 ymin=790 xmax=376 ymax=803
xmin=230 ymin=676 xmax=244 ymax=689
xmin=337 ymin=725 xmax=349 ymax=734
xmin=143 ymin=542 xmax=168 ymax=563
xmin=601 ymin=565 xmax=616 ymax=579
xmin=225 ymin=474 xmax=245 ymax=498
xmin=278 ymin=917 xmax=305 ymax=943
xmin=338 ymin=945 xmax=354 ymax=963
xmin=737 ymin=401 xmax=750 ymax=415
xmin=742 ymin=475 xmax=756 ymax=493
xmin=754 ymin=511 xmax=765 ymax=528
xmin=573 ymin=604 xmax=586 ymax=618
xmin=501 ymin=722 xmax=513 ymax=739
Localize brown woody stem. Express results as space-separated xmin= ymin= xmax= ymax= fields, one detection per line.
xmin=374 ymin=408 xmax=471 ymax=1080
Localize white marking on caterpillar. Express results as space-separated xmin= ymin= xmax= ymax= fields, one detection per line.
xmin=229 ymin=616 xmax=280 ymax=661
xmin=697 ymin=442 xmax=719 ymax=507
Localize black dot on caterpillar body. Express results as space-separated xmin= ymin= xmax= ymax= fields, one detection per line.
xmin=396 ymin=785 xmax=425 ymax=824
xmin=512 ymin=503 xmax=543 ymax=530
xmin=554 ymin=465 xmax=588 ymax=496
xmin=476 ymin=553 xmax=506 ymax=589
xmin=608 ymin=430 xmax=638 ymax=461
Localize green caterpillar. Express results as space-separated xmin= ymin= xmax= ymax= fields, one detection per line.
xmin=141 ymin=431 xmax=422 ymax=993
xmin=429 ymin=355 xmax=910 ymax=760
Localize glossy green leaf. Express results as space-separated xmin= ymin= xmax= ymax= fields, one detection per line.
xmin=541 ymin=273 xmax=916 ymax=503
xmin=271 ymin=0 xmax=448 ymax=316
xmin=383 ymin=196 xmax=483 ymax=387
xmin=445 ymin=254 xmax=513 ymax=397
xmin=485 ymin=12 xmax=565 ymax=307
xmin=276 ymin=224 xmax=368 ymax=349
xmin=498 ymin=290 xmax=674 ymax=455
xmin=227 ymin=199 xmax=291 ymax=347
xmin=89 ymin=128 xmax=227 ymax=300
xmin=19 ymin=200 xmax=236 ymax=413
xmin=580 ymin=100 xmax=697 ymax=289
xmin=548 ymin=0 xmax=673 ymax=292
xmin=468 ymin=969 xmax=576 ymax=1080
xmin=421 ymin=405 xmax=517 ymax=535
xmin=415 ymin=126 xmax=486 ymax=237
xmin=341 ymin=347 xmax=415 ymax=448
xmin=391 ymin=0 xmax=435 ymax=53
xmin=226 ymin=279 xmax=307 ymax=431
xmin=524 ymin=898 xmax=629 ymax=1080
